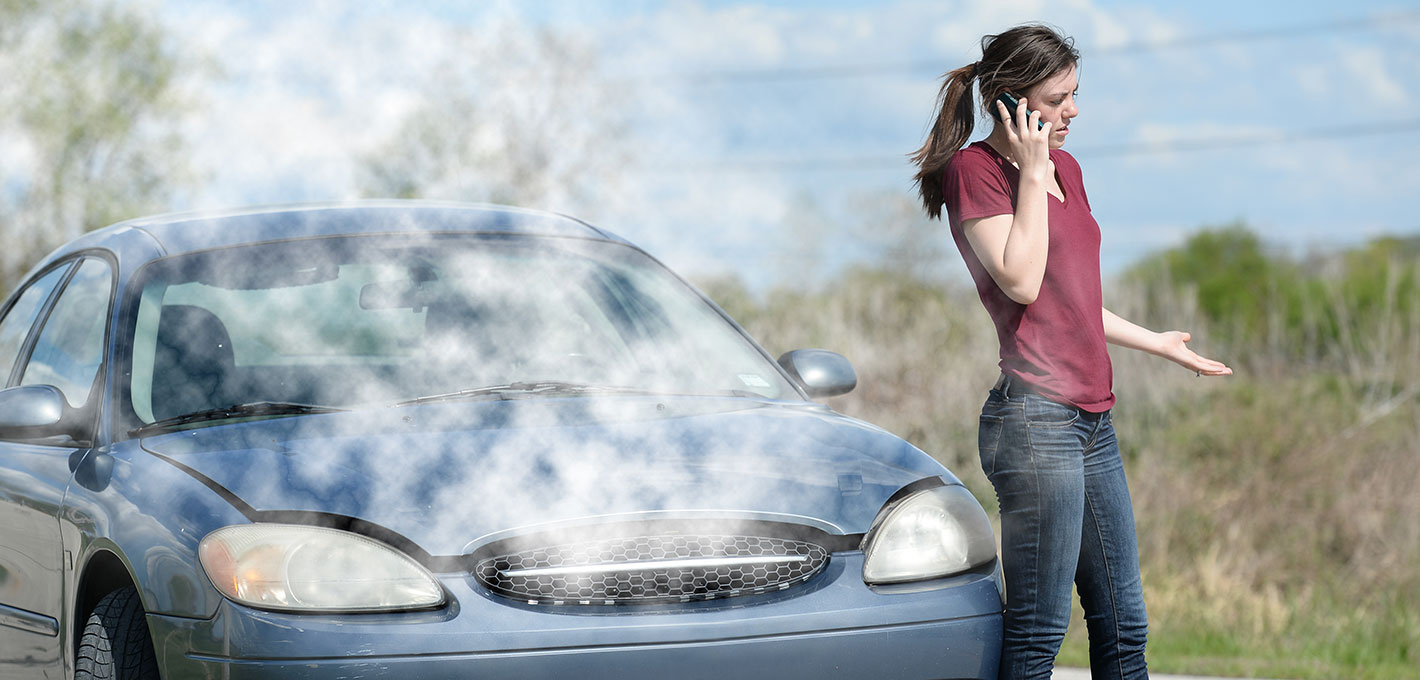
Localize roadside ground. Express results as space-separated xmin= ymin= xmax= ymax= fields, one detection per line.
xmin=1053 ymin=669 xmax=1288 ymax=680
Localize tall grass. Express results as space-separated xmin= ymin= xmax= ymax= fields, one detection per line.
xmin=697 ymin=231 xmax=1420 ymax=679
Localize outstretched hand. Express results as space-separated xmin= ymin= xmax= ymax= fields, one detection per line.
xmin=1158 ymin=331 xmax=1232 ymax=376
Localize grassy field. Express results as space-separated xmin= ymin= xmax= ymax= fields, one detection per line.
xmin=698 ymin=233 xmax=1420 ymax=678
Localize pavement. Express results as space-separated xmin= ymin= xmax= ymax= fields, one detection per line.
xmin=1052 ymin=669 xmax=1281 ymax=680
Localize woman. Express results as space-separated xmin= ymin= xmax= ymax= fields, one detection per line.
xmin=909 ymin=23 xmax=1231 ymax=680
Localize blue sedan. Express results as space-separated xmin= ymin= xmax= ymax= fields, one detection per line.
xmin=0 ymin=202 xmax=1002 ymax=678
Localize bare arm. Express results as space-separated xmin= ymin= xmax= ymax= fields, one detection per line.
xmin=1102 ymin=307 xmax=1233 ymax=376
xmin=961 ymin=98 xmax=1054 ymax=305
xmin=961 ymin=193 xmax=1048 ymax=304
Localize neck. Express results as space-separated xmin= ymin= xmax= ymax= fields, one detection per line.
xmin=983 ymin=129 xmax=1057 ymax=165
xmin=983 ymin=130 xmax=1017 ymax=165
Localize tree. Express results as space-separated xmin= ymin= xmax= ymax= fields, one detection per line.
xmin=0 ymin=0 xmax=200 ymax=292
xmin=356 ymin=18 xmax=632 ymax=216
xmin=1123 ymin=224 xmax=1420 ymax=374
xmin=1121 ymin=223 xmax=1292 ymax=349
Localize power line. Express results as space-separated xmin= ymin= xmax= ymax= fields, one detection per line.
xmin=1071 ymin=119 xmax=1420 ymax=158
xmin=622 ymin=10 xmax=1420 ymax=85
xmin=1093 ymin=10 xmax=1420 ymax=54
xmin=644 ymin=118 xmax=1420 ymax=173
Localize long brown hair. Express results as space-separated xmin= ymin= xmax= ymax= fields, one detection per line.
xmin=910 ymin=23 xmax=1080 ymax=219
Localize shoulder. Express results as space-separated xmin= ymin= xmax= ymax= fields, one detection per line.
xmin=948 ymin=143 xmax=998 ymax=171
xmin=946 ymin=143 xmax=1008 ymax=182
xmin=1050 ymin=148 xmax=1084 ymax=177
xmin=943 ymin=142 xmax=1016 ymax=222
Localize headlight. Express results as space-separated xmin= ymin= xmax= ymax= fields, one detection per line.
xmin=199 ymin=524 xmax=445 ymax=612
xmin=861 ymin=483 xmax=996 ymax=584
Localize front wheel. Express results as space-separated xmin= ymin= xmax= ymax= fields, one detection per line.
xmin=75 ymin=587 xmax=160 ymax=679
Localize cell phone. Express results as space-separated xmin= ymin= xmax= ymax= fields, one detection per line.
xmin=993 ymin=92 xmax=1044 ymax=130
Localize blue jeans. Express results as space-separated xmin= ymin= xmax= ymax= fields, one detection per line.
xmin=979 ymin=380 xmax=1149 ymax=679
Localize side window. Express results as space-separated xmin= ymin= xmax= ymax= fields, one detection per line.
xmin=0 ymin=264 xmax=72 ymax=386
xmin=20 ymin=258 xmax=115 ymax=408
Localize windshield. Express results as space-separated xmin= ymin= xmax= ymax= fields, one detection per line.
xmin=124 ymin=235 xmax=797 ymax=424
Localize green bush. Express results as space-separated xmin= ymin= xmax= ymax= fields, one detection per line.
xmin=695 ymin=227 xmax=1420 ymax=678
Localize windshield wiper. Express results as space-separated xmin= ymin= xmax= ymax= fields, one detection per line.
xmin=392 ymin=381 xmax=750 ymax=407
xmin=131 ymin=401 xmax=349 ymax=436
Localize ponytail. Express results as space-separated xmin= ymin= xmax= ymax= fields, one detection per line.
xmin=911 ymin=23 xmax=1080 ymax=220
xmin=909 ymin=62 xmax=978 ymax=220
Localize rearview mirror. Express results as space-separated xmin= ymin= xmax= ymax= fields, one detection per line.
xmin=359 ymin=280 xmax=439 ymax=311
xmin=777 ymin=349 xmax=857 ymax=398
xmin=0 ymin=384 xmax=69 ymax=438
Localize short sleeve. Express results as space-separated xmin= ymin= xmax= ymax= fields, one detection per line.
xmin=943 ymin=147 xmax=1015 ymax=225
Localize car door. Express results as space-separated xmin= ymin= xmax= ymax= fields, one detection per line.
xmin=0 ymin=257 xmax=113 ymax=678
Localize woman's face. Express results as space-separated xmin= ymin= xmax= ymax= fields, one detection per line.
xmin=1022 ymin=66 xmax=1079 ymax=150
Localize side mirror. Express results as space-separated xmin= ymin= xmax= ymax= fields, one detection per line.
xmin=0 ymin=384 xmax=70 ymax=438
xmin=777 ymin=349 xmax=857 ymax=398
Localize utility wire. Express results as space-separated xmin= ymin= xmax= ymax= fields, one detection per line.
xmin=1072 ymin=119 xmax=1420 ymax=158
xmin=647 ymin=118 xmax=1420 ymax=173
xmin=625 ymin=10 xmax=1420 ymax=84
xmin=621 ymin=10 xmax=1420 ymax=171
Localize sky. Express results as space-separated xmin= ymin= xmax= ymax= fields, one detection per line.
xmin=150 ymin=0 xmax=1420 ymax=292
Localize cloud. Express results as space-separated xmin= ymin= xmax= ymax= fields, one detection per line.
xmin=165 ymin=2 xmax=449 ymax=207
xmin=1339 ymin=46 xmax=1406 ymax=106
xmin=151 ymin=0 xmax=1419 ymax=292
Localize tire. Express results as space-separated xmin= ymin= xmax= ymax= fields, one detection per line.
xmin=74 ymin=587 xmax=160 ymax=680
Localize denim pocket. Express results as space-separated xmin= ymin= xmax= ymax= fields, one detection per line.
xmin=978 ymin=413 xmax=1004 ymax=476
xmin=1023 ymin=394 xmax=1079 ymax=428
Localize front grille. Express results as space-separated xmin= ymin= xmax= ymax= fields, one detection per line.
xmin=475 ymin=534 xmax=829 ymax=605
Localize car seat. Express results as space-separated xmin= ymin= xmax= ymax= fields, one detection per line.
xmin=149 ymin=305 xmax=236 ymax=421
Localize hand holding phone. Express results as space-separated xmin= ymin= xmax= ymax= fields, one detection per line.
xmin=993 ymin=92 xmax=1044 ymax=130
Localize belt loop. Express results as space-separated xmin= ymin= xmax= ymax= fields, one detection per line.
xmin=993 ymin=373 xmax=1012 ymax=398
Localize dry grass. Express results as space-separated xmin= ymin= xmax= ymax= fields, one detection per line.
xmin=698 ymin=255 xmax=1420 ymax=678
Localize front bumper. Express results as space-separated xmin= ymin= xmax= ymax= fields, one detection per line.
xmin=150 ymin=554 xmax=1003 ymax=679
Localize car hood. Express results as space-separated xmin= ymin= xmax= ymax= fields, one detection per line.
xmin=139 ymin=397 xmax=952 ymax=556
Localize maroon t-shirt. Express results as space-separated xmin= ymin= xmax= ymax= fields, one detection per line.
xmin=942 ymin=141 xmax=1115 ymax=412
